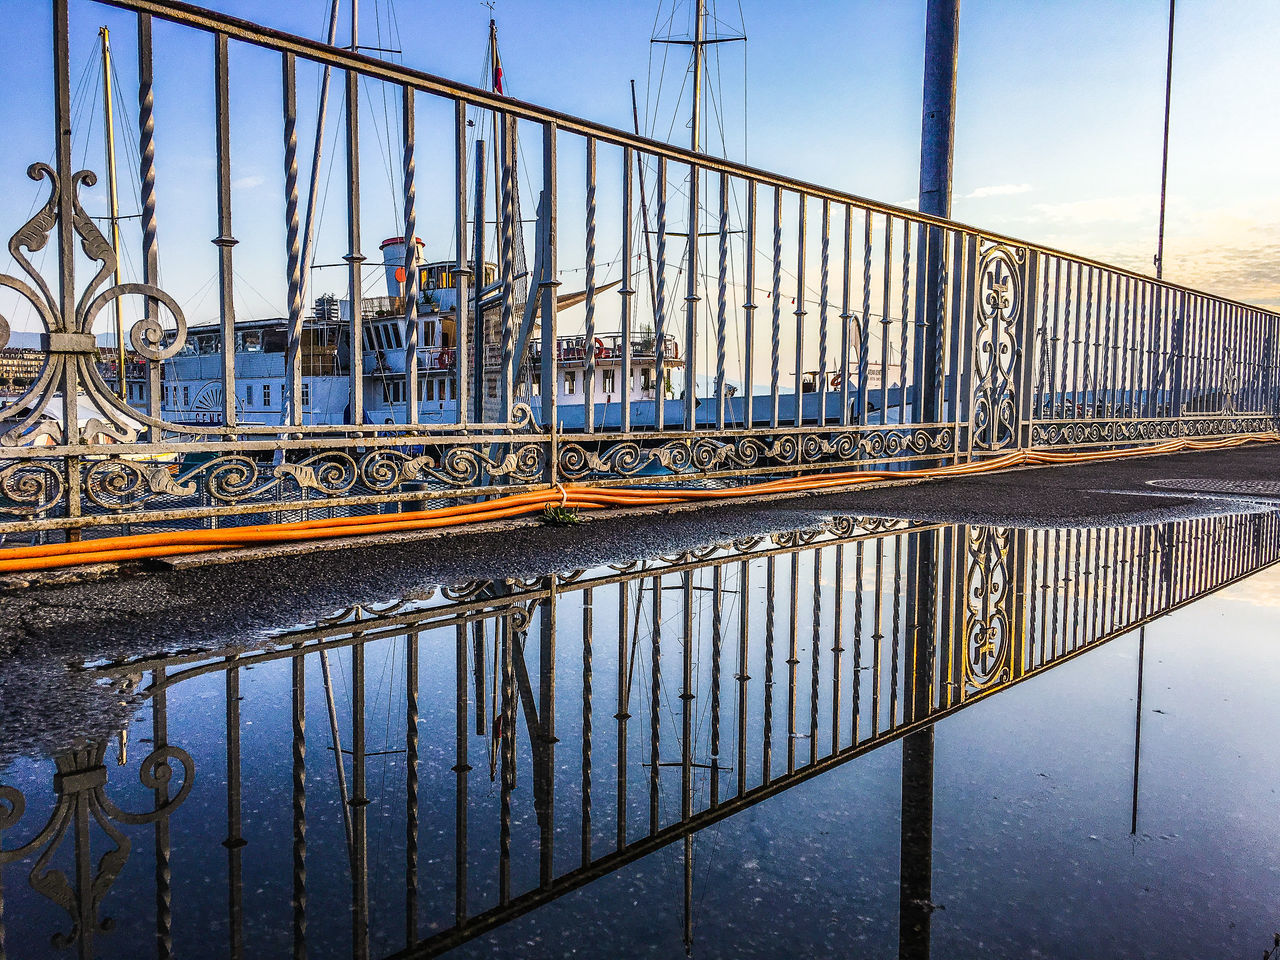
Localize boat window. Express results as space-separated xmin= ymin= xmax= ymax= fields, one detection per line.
xmin=196 ymin=334 xmax=218 ymax=355
xmin=564 ymin=371 xmax=576 ymax=395
xmin=390 ymin=324 xmax=403 ymax=349
xmin=182 ymin=386 xmax=190 ymax=406
xmin=245 ymin=384 xmax=254 ymax=406
xmin=641 ymin=368 xmax=654 ymax=392
xmin=424 ymin=319 xmax=437 ymax=345
xmin=263 ymin=329 xmax=287 ymax=352
xmin=240 ymin=331 xmax=263 ymax=352
xmin=263 ymin=383 xmax=271 ymax=407
xmin=301 ymin=382 xmax=311 ymax=407
xmin=602 ymin=369 xmax=616 ymax=393
xmin=530 ymin=372 xmax=541 ymax=397
xmin=383 ymin=380 xmax=405 ymax=405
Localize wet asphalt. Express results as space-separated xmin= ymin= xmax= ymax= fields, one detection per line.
xmin=0 ymin=443 xmax=1277 ymax=757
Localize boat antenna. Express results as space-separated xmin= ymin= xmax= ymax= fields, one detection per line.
xmin=1154 ymin=0 xmax=1175 ymax=280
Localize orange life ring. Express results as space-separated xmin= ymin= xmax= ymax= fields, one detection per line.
xmin=830 ymin=373 xmax=844 ymax=390
xmin=592 ymin=337 xmax=606 ymax=358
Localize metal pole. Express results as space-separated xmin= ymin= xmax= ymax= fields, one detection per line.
xmin=1155 ymin=0 xmax=1176 ymax=280
xmin=99 ymin=27 xmax=127 ymax=402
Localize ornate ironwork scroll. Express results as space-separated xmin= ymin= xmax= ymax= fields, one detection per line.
xmin=0 ymin=164 xmax=187 ymax=448
xmin=0 ymin=740 xmax=193 ymax=955
xmin=963 ymin=525 xmax=1012 ymax=690
xmin=971 ymin=244 xmax=1024 ymax=453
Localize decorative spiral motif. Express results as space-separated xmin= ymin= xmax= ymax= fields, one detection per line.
xmin=0 ymin=461 xmax=63 ymax=515
xmin=207 ymin=456 xmax=264 ymax=502
xmin=964 ymin=526 xmax=1012 ymax=690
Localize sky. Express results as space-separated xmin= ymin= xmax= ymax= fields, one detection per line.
xmin=0 ymin=0 xmax=1277 ymax=349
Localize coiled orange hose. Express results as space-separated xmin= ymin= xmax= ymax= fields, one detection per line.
xmin=2 ymin=432 xmax=1275 ymax=575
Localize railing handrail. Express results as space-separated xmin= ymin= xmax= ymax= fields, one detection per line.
xmin=92 ymin=0 xmax=1279 ymax=317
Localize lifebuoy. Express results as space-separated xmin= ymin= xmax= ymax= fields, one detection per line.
xmin=592 ymin=336 xmax=605 ymax=357
xmin=830 ymin=373 xmax=843 ymax=390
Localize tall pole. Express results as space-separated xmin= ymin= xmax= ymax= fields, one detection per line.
xmin=1154 ymin=0 xmax=1176 ymax=280
xmin=901 ymin=5 xmax=959 ymax=957
xmin=99 ymin=27 xmax=126 ymax=401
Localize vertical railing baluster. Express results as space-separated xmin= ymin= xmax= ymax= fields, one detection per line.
xmin=684 ymin=159 xmax=700 ymax=430
xmin=344 ymin=45 xmax=365 ymax=428
xmin=880 ymin=215 xmax=893 ymax=426
xmin=583 ymin=137 xmax=598 ymax=435
xmin=736 ymin=559 xmax=750 ymax=797
xmin=282 ymin=53 xmax=304 ymax=429
xmin=405 ymin=629 xmax=419 ymax=944
xmin=839 ymin=205 xmax=853 ymax=427
xmin=401 ymin=86 xmax=420 ymax=425
xmin=817 ymin=199 xmax=831 ymax=428
xmin=454 ymin=100 xmax=471 ymax=426
xmin=770 ymin=188 xmax=783 ymax=428
xmin=859 ymin=211 xmax=873 ymax=430
xmin=137 ymin=13 xmax=163 ymax=438
xmin=214 ymin=33 xmax=237 ymax=429
xmin=715 ymin=172 xmax=729 ymax=430
xmin=793 ymin=196 xmax=807 ymax=429
xmin=1099 ymin=272 xmax=1114 ymax=417
xmin=654 ymin=159 xmax=669 ymax=432
xmin=742 ymin=182 xmax=757 ymax=428
xmin=620 ymin=146 xmax=634 ymax=432
xmin=540 ymin=121 xmax=559 ymax=476
xmin=498 ymin=115 xmax=516 ymax=423
xmin=898 ymin=220 xmax=911 ymax=426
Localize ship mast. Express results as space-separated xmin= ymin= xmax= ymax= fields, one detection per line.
xmin=98 ymin=26 xmax=126 ymax=400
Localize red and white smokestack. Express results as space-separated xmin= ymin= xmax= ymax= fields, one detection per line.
xmin=378 ymin=236 xmax=425 ymax=298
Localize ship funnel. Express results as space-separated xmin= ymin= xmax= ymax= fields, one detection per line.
xmin=378 ymin=236 xmax=424 ymax=298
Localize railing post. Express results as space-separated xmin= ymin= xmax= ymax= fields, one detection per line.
xmin=540 ymin=121 xmax=559 ymax=483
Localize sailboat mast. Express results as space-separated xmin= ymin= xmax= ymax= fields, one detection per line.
xmin=683 ymin=0 xmax=705 ymax=425
xmin=690 ymin=0 xmax=705 ymax=153
xmin=99 ymin=26 xmax=125 ymax=400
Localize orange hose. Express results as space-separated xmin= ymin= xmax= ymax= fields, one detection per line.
xmin=2 ymin=432 xmax=1276 ymax=575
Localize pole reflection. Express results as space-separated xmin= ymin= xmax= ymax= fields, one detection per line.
xmin=1 ymin=510 xmax=1277 ymax=959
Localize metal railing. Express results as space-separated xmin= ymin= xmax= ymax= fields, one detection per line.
xmin=1 ymin=0 xmax=1277 ymax=541
xmin=0 ymin=510 xmax=1275 ymax=956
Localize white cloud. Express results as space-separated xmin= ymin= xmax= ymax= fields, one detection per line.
xmin=232 ymin=174 xmax=265 ymax=190
xmin=965 ymin=183 xmax=1032 ymax=199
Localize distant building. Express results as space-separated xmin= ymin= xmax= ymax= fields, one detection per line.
xmin=0 ymin=347 xmax=44 ymax=393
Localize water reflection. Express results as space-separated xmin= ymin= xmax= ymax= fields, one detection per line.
xmin=1 ymin=511 xmax=1277 ymax=959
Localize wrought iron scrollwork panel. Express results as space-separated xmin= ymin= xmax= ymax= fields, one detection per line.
xmin=970 ymin=244 xmax=1025 ymax=453
xmin=556 ymin=427 xmax=954 ymax=482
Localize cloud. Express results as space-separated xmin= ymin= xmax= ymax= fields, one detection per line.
xmin=232 ymin=174 xmax=265 ymax=190
xmin=965 ymin=183 xmax=1032 ymax=200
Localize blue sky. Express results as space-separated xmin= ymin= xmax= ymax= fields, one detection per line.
xmin=1 ymin=0 xmax=1277 ymax=346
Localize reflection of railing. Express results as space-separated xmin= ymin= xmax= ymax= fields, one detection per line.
xmin=1 ymin=1 xmax=1277 ymax=540
xmin=2 ymin=511 xmax=1275 ymax=956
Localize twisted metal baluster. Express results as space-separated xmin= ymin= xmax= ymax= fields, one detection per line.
xmin=153 ymin=669 xmax=173 ymax=960
xmin=709 ymin=565 xmax=723 ymax=806
xmin=282 ymin=53 xmax=304 ymax=429
xmin=898 ymin=225 xmax=911 ymax=425
xmin=818 ymin=199 xmax=830 ymax=427
xmin=402 ymin=87 xmax=420 ymax=425
xmin=138 ymin=13 xmax=162 ymax=434
xmin=770 ymin=190 xmax=783 ymax=428
xmin=654 ymin=160 xmax=669 ymax=431
xmin=584 ymin=138 xmax=597 ymax=433
xmin=581 ymin=589 xmax=593 ymax=866
xmin=649 ymin=574 xmax=663 ymax=835
xmin=859 ymin=212 xmax=873 ymax=429
xmin=809 ymin=550 xmax=821 ymax=766
xmin=406 ymin=630 xmax=420 ymax=944
xmin=499 ymin=117 xmax=516 ymax=421
xmin=852 ymin=541 xmax=865 ymax=742
xmin=715 ymin=172 xmax=729 ymax=430
xmin=762 ymin=556 xmax=777 ymax=782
